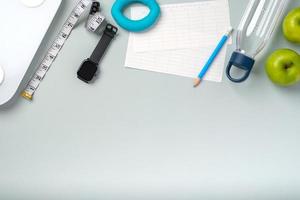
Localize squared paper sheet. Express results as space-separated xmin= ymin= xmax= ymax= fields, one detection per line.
xmin=125 ymin=0 xmax=231 ymax=82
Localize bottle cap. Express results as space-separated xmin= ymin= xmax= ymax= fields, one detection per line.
xmin=226 ymin=51 xmax=255 ymax=83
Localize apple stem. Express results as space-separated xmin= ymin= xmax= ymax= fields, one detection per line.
xmin=285 ymin=62 xmax=293 ymax=69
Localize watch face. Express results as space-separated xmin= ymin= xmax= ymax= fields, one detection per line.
xmin=77 ymin=59 xmax=98 ymax=83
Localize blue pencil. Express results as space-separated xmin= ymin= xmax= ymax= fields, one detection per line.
xmin=194 ymin=27 xmax=233 ymax=87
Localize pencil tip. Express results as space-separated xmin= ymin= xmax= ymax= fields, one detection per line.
xmin=193 ymin=78 xmax=201 ymax=87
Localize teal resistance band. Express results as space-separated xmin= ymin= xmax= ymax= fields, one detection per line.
xmin=111 ymin=0 xmax=160 ymax=32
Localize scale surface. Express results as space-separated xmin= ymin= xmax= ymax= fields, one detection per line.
xmin=0 ymin=0 xmax=62 ymax=105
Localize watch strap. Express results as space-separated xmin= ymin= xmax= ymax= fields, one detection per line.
xmin=90 ymin=24 xmax=118 ymax=64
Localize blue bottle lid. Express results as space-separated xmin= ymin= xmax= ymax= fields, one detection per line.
xmin=226 ymin=51 xmax=255 ymax=83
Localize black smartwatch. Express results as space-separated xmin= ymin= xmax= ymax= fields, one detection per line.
xmin=77 ymin=24 xmax=118 ymax=83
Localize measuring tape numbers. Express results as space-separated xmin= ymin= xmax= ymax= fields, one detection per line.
xmin=86 ymin=1 xmax=106 ymax=33
xmin=22 ymin=0 xmax=105 ymax=101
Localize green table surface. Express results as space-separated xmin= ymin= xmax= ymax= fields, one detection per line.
xmin=1 ymin=0 xmax=300 ymax=199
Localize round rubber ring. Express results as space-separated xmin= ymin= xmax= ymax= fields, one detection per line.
xmin=111 ymin=0 xmax=160 ymax=32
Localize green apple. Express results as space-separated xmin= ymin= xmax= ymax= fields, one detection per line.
xmin=265 ymin=49 xmax=300 ymax=86
xmin=283 ymin=7 xmax=300 ymax=43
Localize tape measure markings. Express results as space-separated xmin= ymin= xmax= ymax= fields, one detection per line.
xmin=22 ymin=0 xmax=103 ymax=100
xmin=87 ymin=13 xmax=105 ymax=32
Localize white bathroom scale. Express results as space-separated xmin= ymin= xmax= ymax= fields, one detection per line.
xmin=0 ymin=0 xmax=62 ymax=105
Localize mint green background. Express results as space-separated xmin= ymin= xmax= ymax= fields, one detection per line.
xmin=1 ymin=0 xmax=300 ymax=199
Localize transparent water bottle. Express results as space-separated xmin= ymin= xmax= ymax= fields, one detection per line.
xmin=226 ymin=0 xmax=289 ymax=83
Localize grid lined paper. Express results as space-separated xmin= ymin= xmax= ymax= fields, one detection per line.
xmin=125 ymin=0 xmax=231 ymax=82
